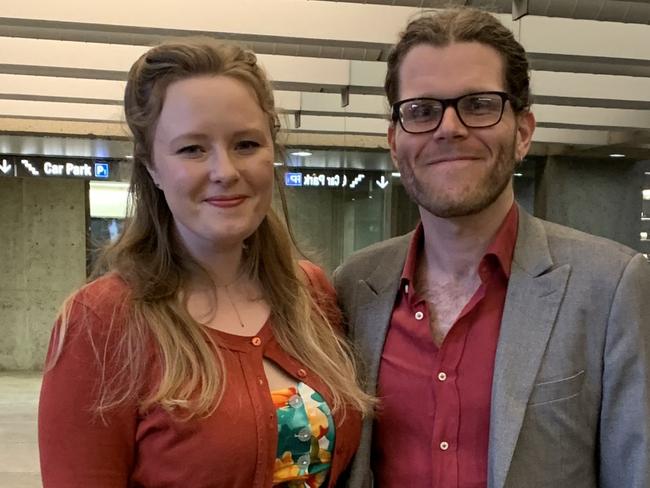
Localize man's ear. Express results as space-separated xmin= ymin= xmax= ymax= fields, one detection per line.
xmin=515 ymin=110 xmax=536 ymax=162
xmin=388 ymin=122 xmax=400 ymax=171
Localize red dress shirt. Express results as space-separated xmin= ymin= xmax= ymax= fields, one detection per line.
xmin=38 ymin=263 xmax=360 ymax=488
xmin=373 ymin=205 xmax=518 ymax=488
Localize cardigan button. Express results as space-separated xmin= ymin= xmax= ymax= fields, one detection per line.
xmin=251 ymin=336 xmax=262 ymax=346
xmin=297 ymin=368 xmax=307 ymax=378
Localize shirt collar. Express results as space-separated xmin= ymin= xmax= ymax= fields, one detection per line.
xmin=484 ymin=203 xmax=518 ymax=278
xmin=400 ymin=222 xmax=424 ymax=293
xmin=400 ymin=203 xmax=519 ymax=292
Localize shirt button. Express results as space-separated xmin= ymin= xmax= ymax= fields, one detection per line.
xmin=415 ymin=311 xmax=424 ymax=320
xmin=251 ymin=337 xmax=262 ymax=346
xmin=257 ymin=377 xmax=264 ymax=386
xmin=288 ymin=394 xmax=303 ymax=408
xmin=438 ymin=372 xmax=447 ymax=381
xmin=297 ymin=368 xmax=307 ymax=378
xmin=440 ymin=441 xmax=449 ymax=451
xmin=296 ymin=427 xmax=311 ymax=442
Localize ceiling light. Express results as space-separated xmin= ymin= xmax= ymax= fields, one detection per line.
xmin=609 ymin=153 xmax=626 ymax=158
xmin=514 ymin=173 xmax=523 ymax=177
xmin=290 ymin=151 xmax=312 ymax=157
xmin=391 ymin=172 xmax=401 ymax=177
xmin=273 ymin=162 xmax=283 ymax=167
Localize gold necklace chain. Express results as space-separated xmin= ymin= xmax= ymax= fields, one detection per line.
xmin=223 ymin=282 xmax=246 ymax=328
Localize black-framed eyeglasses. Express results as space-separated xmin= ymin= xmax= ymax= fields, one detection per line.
xmin=391 ymin=91 xmax=515 ymax=134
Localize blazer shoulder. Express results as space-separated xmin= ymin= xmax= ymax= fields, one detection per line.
xmin=541 ymin=219 xmax=638 ymax=260
xmin=335 ymin=233 xmax=411 ymax=282
xmin=534 ymin=218 xmax=644 ymax=281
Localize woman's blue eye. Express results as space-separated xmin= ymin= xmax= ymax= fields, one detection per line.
xmin=177 ymin=145 xmax=203 ymax=155
xmin=236 ymin=140 xmax=261 ymax=151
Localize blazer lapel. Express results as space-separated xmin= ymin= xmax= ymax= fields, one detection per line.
xmin=352 ymin=235 xmax=410 ymax=394
xmin=488 ymin=209 xmax=571 ymax=488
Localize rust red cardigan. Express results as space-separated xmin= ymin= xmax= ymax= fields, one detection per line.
xmin=39 ymin=262 xmax=360 ymax=487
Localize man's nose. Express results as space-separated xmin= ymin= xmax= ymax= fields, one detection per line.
xmin=433 ymin=105 xmax=469 ymax=140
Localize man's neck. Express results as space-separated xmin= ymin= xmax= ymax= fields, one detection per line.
xmin=419 ymin=186 xmax=514 ymax=279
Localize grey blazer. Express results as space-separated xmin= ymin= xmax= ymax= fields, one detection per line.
xmin=333 ymin=208 xmax=650 ymax=488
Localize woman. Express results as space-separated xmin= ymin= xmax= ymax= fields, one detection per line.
xmin=38 ymin=38 xmax=372 ymax=487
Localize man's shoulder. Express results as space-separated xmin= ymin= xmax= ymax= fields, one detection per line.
xmin=532 ymin=216 xmax=640 ymax=272
xmin=541 ymin=218 xmax=635 ymax=255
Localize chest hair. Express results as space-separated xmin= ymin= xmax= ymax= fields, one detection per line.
xmin=418 ymin=276 xmax=480 ymax=347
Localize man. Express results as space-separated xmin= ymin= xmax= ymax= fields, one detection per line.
xmin=334 ymin=7 xmax=650 ymax=488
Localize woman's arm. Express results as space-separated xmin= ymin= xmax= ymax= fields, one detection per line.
xmin=39 ymin=297 xmax=137 ymax=487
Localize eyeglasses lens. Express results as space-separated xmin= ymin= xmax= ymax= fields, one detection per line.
xmin=398 ymin=93 xmax=505 ymax=133
xmin=457 ymin=94 xmax=503 ymax=127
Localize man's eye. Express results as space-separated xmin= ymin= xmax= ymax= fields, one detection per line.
xmin=466 ymin=96 xmax=498 ymax=113
xmin=406 ymin=102 xmax=440 ymax=121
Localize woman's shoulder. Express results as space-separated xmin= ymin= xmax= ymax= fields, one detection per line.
xmin=297 ymin=260 xmax=342 ymax=328
xmin=297 ymin=260 xmax=335 ymax=298
xmin=47 ymin=274 xmax=135 ymax=372
xmin=67 ymin=272 xmax=132 ymax=323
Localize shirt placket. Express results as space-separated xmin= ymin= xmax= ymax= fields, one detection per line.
xmin=427 ymin=283 xmax=489 ymax=488
xmin=430 ymin=328 xmax=461 ymax=487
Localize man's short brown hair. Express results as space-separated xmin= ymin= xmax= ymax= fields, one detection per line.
xmin=385 ymin=8 xmax=531 ymax=112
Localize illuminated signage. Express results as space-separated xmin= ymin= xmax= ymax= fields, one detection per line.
xmin=285 ymin=172 xmax=303 ymax=186
xmin=0 ymin=158 xmax=13 ymax=176
xmin=0 ymin=156 xmax=115 ymax=181
xmin=284 ymin=171 xmax=368 ymax=189
xmin=282 ymin=170 xmax=390 ymax=191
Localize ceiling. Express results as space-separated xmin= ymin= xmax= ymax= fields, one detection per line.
xmin=0 ymin=0 xmax=649 ymax=162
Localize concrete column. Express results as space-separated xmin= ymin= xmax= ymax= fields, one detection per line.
xmin=534 ymin=156 xmax=642 ymax=251
xmin=0 ymin=178 xmax=87 ymax=371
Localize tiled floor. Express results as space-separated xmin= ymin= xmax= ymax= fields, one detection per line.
xmin=0 ymin=373 xmax=42 ymax=488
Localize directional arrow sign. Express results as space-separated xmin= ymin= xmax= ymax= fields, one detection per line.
xmin=0 ymin=159 xmax=12 ymax=175
xmin=376 ymin=175 xmax=389 ymax=189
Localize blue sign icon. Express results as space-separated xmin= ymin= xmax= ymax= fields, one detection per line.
xmin=94 ymin=162 xmax=110 ymax=179
xmin=285 ymin=172 xmax=303 ymax=187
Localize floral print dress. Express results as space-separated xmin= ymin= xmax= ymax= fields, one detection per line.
xmin=271 ymin=382 xmax=335 ymax=487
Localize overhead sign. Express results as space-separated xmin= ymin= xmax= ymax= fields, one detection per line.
xmin=0 ymin=155 xmax=117 ymax=181
xmin=283 ymin=170 xmax=390 ymax=191
xmin=0 ymin=158 xmax=14 ymax=177
xmin=376 ymin=176 xmax=389 ymax=189
xmin=285 ymin=172 xmax=303 ymax=187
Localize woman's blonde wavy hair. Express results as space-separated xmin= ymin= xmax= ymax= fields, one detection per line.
xmin=50 ymin=37 xmax=373 ymax=419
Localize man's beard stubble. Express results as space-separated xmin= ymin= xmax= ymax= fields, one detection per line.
xmin=397 ymin=137 xmax=518 ymax=219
